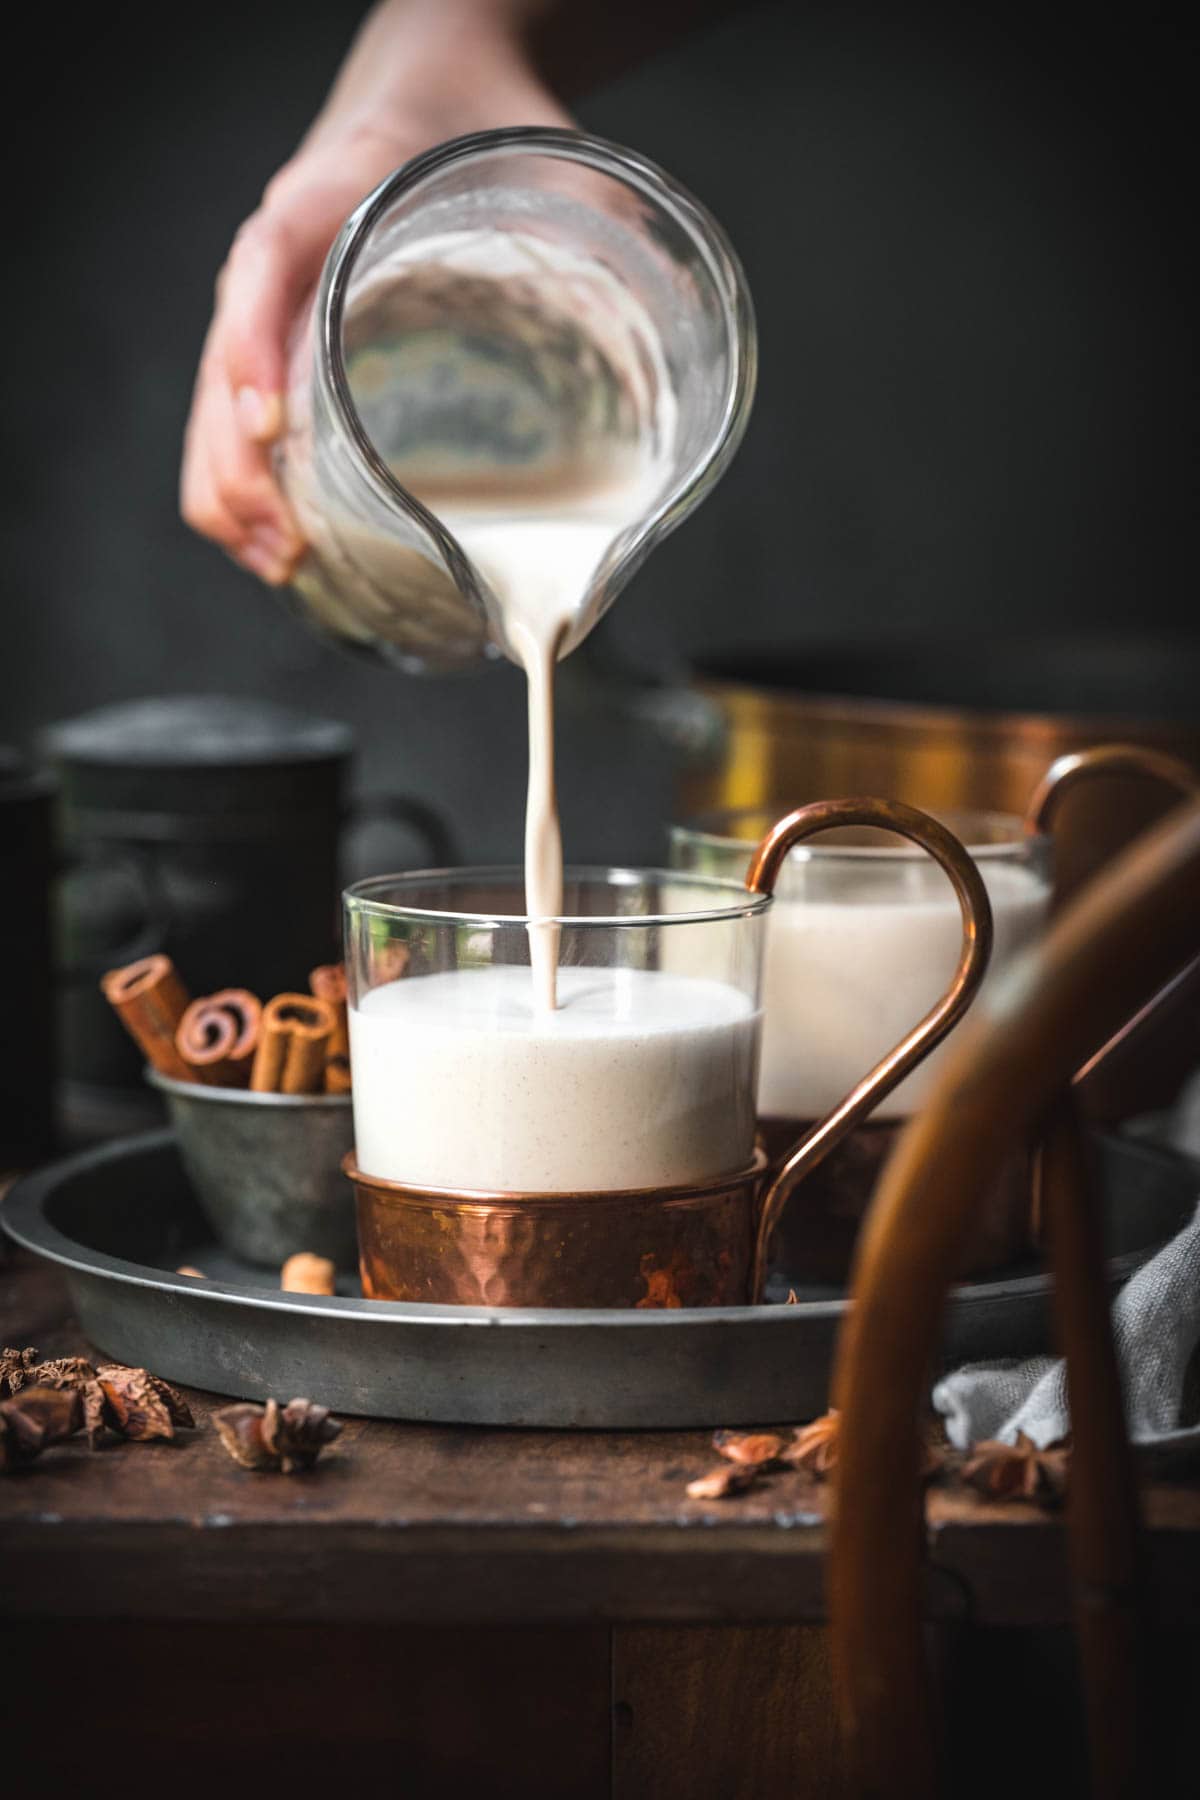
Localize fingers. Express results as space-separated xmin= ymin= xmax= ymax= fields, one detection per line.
xmin=181 ymin=208 xmax=317 ymax=576
xmin=218 ymin=210 xmax=305 ymax=421
xmin=181 ymin=141 xmax=403 ymax=577
xmin=211 ymin=378 xmax=302 ymax=582
xmin=180 ymin=331 xmax=303 ymax=582
xmin=218 ymin=156 xmax=387 ymax=425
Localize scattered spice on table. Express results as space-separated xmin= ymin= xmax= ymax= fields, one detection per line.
xmin=960 ymin=1431 xmax=1071 ymax=1506
xmin=214 ymin=1398 xmax=341 ymax=1473
xmin=687 ymin=1412 xmax=844 ymax=1499
xmin=713 ymin=1429 xmax=787 ymax=1468
xmin=784 ymin=1411 xmax=841 ymax=1475
xmin=0 ymin=1347 xmax=41 ymax=1396
xmin=686 ymin=1462 xmax=762 ymax=1500
xmin=0 ymin=1346 xmax=193 ymax=1462
xmin=0 ymin=1386 xmax=83 ymax=1471
xmin=95 ymin=1365 xmax=194 ymax=1442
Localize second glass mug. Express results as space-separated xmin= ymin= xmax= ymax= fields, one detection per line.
xmin=342 ymin=803 xmax=992 ymax=1308
xmin=671 ymin=805 xmax=1054 ymax=1279
xmin=277 ymin=126 xmax=757 ymax=672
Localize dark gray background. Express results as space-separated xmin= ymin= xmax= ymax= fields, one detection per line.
xmin=4 ymin=0 xmax=1194 ymax=867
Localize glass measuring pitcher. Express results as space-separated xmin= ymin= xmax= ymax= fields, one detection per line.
xmin=278 ymin=127 xmax=756 ymax=673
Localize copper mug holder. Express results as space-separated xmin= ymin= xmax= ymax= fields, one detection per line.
xmin=347 ymin=798 xmax=993 ymax=1309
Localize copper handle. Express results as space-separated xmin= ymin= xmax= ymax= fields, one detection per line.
xmin=1025 ymin=743 xmax=1200 ymax=1088
xmin=744 ymin=799 xmax=994 ymax=1303
xmin=1025 ymin=742 xmax=1199 ymax=836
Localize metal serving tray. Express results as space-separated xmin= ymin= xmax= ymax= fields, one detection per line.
xmin=3 ymin=1129 xmax=1192 ymax=1428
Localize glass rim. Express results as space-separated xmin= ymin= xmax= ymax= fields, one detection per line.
xmin=343 ymin=864 xmax=773 ymax=928
xmin=670 ymin=805 xmax=1051 ymax=863
xmin=318 ymin=124 xmax=757 ymax=619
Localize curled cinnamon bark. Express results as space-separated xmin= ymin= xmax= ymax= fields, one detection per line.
xmin=100 ymin=955 xmax=192 ymax=1080
xmin=250 ymin=993 xmax=336 ymax=1094
xmin=309 ymin=964 xmax=351 ymax=1093
xmin=176 ymin=989 xmax=262 ymax=1086
xmin=281 ymin=1253 xmax=336 ymax=1295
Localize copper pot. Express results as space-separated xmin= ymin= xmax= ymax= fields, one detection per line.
xmin=676 ymin=635 xmax=1200 ymax=901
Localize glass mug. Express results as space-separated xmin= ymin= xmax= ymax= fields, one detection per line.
xmin=670 ymin=806 xmax=1052 ymax=1281
xmin=342 ymin=803 xmax=991 ymax=1307
xmin=670 ymin=807 xmax=1053 ymax=1127
xmin=279 ymin=126 xmax=756 ymax=673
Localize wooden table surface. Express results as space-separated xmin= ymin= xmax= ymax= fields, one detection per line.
xmin=4 ymin=1247 xmax=1200 ymax=1630
xmin=4 ymin=1245 xmax=1200 ymax=1795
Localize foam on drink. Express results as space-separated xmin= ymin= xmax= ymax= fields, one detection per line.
xmin=350 ymin=965 xmax=759 ymax=1192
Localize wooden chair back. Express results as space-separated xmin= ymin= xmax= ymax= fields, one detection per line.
xmin=828 ymin=798 xmax=1200 ymax=1795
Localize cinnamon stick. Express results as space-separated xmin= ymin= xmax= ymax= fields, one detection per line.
xmin=309 ymin=964 xmax=350 ymax=1093
xmin=176 ymin=989 xmax=261 ymax=1087
xmin=100 ymin=955 xmax=192 ymax=1080
xmin=281 ymin=1253 xmax=336 ymax=1295
xmin=250 ymin=994 xmax=336 ymax=1095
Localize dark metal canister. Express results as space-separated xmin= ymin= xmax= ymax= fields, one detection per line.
xmin=45 ymin=696 xmax=354 ymax=1127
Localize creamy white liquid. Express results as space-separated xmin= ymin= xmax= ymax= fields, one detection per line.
xmin=442 ymin=508 xmax=647 ymax=1011
xmin=350 ymin=965 xmax=760 ymax=1192
xmin=755 ymin=861 xmax=1050 ymax=1120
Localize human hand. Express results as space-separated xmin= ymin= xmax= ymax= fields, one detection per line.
xmin=181 ymin=0 xmax=571 ymax=583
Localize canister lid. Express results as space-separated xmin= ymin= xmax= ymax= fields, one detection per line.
xmin=44 ymin=695 xmax=354 ymax=768
xmin=0 ymin=744 xmax=56 ymax=808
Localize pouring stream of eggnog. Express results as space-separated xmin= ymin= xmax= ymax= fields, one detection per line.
xmin=438 ymin=506 xmax=652 ymax=1010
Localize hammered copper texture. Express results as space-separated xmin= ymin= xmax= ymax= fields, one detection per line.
xmin=349 ymin=1153 xmax=764 ymax=1308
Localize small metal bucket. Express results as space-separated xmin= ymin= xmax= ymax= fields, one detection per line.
xmin=150 ymin=1071 xmax=355 ymax=1267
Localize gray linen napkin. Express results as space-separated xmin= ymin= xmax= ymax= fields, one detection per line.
xmin=933 ymin=1076 xmax=1200 ymax=1461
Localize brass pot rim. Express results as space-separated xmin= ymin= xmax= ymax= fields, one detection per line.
xmin=344 ymin=1147 xmax=767 ymax=1211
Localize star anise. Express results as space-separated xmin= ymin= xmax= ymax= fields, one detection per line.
xmin=94 ymin=1365 xmax=194 ymax=1442
xmin=961 ymin=1431 xmax=1070 ymax=1506
xmin=686 ymin=1462 xmax=762 ymax=1500
xmin=712 ymin=1429 xmax=787 ymax=1468
xmin=0 ymin=1347 xmax=193 ymax=1452
xmin=780 ymin=1410 xmax=841 ymax=1476
xmin=214 ymin=1398 xmax=341 ymax=1474
xmin=0 ymin=1386 xmax=83 ymax=1472
xmin=0 ymin=1347 xmax=39 ymax=1397
xmin=27 ymin=1356 xmax=97 ymax=1393
xmin=82 ymin=1382 xmax=108 ymax=1449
